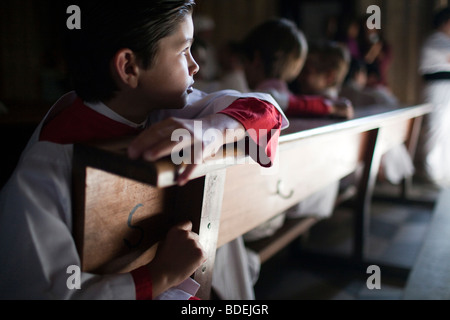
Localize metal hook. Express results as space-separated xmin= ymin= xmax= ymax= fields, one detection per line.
xmin=276 ymin=180 xmax=294 ymax=200
xmin=123 ymin=204 xmax=145 ymax=249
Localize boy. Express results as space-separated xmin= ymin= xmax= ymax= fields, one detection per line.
xmin=238 ymin=19 xmax=352 ymax=245
xmin=0 ymin=0 xmax=287 ymax=299
xmin=295 ymin=40 xmax=352 ymax=105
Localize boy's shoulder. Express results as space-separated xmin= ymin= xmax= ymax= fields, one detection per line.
xmin=39 ymin=95 xmax=140 ymax=145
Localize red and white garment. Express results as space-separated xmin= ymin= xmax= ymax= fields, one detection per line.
xmin=0 ymin=89 xmax=287 ymax=300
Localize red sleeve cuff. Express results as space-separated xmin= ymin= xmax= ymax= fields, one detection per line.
xmin=219 ymin=98 xmax=282 ymax=167
xmin=131 ymin=266 xmax=153 ymax=300
xmin=286 ymin=94 xmax=332 ymax=117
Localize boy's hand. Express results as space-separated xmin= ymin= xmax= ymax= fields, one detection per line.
xmin=128 ymin=114 xmax=245 ymax=185
xmin=329 ymin=98 xmax=354 ymax=119
xmin=147 ymin=221 xmax=206 ymax=298
xmin=128 ymin=117 xmax=203 ymax=185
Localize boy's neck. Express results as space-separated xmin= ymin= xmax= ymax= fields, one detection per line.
xmin=104 ymin=93 xmax=150 ymax=124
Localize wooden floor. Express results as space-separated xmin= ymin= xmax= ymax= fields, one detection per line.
xmin=254 ymin=179 xmax=440 ymax=300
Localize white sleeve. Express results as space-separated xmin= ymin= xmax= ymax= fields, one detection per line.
xmin=154 ymin=278 xmax=200 ymax=300
xmin=0 ymin=142 xmax=136 ymax=300
xmin=150 ymin=89 xmax=289 ymax=129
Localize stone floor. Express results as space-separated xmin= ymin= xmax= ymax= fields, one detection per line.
xmin=254 ymin=179 xmax=440 ymax=300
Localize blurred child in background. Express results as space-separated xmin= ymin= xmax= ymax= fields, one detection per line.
xmin=237 ymin=18 xmax=352 ymax=245
xmin=241 ymin=18 xmax=354 ymax=120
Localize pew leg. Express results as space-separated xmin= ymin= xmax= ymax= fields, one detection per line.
xmin=296 ymin=128 xmax=413 ymax=280
xmin=171 ymin=170 xmax=226 ymax=300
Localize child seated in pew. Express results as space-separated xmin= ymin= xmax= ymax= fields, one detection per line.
xmin=290 ymin=40 xmax=367 ymax=217
xmin=0 ymin=0 xmax=288 ymax=300
xmin=297 ymin=41 xmax=413 ymax=186
xmin=240 ymin=19 xmax=354 ymax=120
xmin=299 ymin=42 xmax=412 ymax=186
xmin=236 ymin=19 xmax=354 ymax=245
xmin=340 ymin=59 xmax=399 ymax=107
xmin=339 ymin=59 xmax=379 ymax=107
xmin=340 ymin=60 xmax=414 ymax=185
xmin=294 ymin=40 xmax=351 ymax=102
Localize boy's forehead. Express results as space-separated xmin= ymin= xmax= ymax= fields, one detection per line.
xmin=167 ymin=14 xmax=194 ymax=45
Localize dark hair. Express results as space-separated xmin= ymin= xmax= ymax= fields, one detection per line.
xmin=306 ymin=41 xmax=350 ymax=73
xmin=240 ymin=18 xmax=307 ymax=79
xmin=304 ymin=40 xmax=350 ymax=87
xmin=63 ymin=0 xmax=195 ymax=102
xmin=344 ymin=58 xmax=367 ymax=84
xmin=433 ymin=7 xmax=450 ymax=29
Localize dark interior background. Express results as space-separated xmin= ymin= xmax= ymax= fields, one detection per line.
xmin=0 ymin=0 xmax=445 ymax=187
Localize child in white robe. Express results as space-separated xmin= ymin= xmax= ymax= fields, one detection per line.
xmin=419 ymin=6 xmax=450 ymax=188
xmin=0 ymin=0 xmax=287 ymax=300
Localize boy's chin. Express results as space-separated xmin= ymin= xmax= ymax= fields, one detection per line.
xmin=164 ymin=95 xmax=189 ymax=110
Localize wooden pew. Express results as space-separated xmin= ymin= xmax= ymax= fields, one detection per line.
xmin=236 ymin=104 xmax=432 ymax=266
xmin=72 ymin=103 xmax=431 ymax=299
xmin=72 ymin=137 xmax=234 ymax=299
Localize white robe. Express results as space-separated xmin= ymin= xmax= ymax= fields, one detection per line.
xmin=0 ymin=90 xmax=287 ymax=300
xmin=419 ymin=31 xmax=450 ymax=187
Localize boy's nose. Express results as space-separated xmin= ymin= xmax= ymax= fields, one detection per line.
xmin=191 ymin=58 xmax=200 ymax=76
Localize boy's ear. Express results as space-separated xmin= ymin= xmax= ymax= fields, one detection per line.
xmin=112 ymin=49 xmax=140 ymax=89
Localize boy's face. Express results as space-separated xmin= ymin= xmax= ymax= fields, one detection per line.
xmin=282 ymin=55 xmax=305 ymax=83
xmin=138 ymin=13 xmax=199 ymax=110
xmin=298 ymin=63 xmax=329 ymax=95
